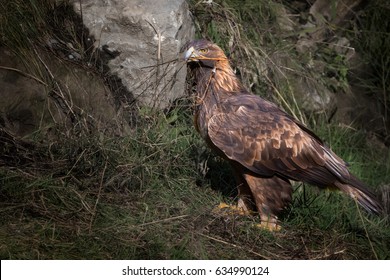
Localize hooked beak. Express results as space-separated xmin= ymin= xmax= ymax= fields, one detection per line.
xmin=184 ymin=46 xmax=198 ymax=62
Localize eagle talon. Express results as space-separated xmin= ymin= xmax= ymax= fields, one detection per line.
xmin=255 ymin=222 xmax=281 ymax=232
xmin=213 ymin=202 xmax=253 ymax=216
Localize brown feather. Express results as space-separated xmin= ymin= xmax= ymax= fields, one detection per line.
xmin=185 ymin=39 xmax=383 ymax=225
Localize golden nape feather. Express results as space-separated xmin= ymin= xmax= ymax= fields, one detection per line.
xmin=184 ymin=39 xmax=383 ymax=230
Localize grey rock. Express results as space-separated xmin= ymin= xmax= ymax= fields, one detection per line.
xmin=329 ymin=36 xmax=355 ymax=60
xmin=292 ymin=76 xmax=335 ymax=114
xmin=72 ymin=0 xmax=195 ymax=109
xmin=271 ymin=53 xmax=335 ymax=114
xmin=275 ymin=5 xmax=295 ymax=32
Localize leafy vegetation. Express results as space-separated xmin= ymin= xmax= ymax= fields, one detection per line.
xmin=0 ymin=0 xmax=389 ymax=259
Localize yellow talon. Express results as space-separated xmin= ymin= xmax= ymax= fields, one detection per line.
xmin=213 ymin=203 xmax=281 ymax=231
xmin=216 ymin=202 xmax=230 ymax=209
xmin=255 ymin=222 xmax=281 ymax=232
xmin=213 ymin=202 xmax=253 ymax=216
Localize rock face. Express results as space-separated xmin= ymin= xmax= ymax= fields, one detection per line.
xmin=0 ymin=47 xmax=129 ymax=138
xmin=73 ymin=0 xmax=195 ymax=108
xmin=289 ymin=0 xmax=367 ymax=115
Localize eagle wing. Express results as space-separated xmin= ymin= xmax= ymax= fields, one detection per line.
xmin=207 ymin=94 xmax=350 ymax=186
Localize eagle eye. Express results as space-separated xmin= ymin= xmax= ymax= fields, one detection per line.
xmin=199 ymin=48 xmax=208 ymax=54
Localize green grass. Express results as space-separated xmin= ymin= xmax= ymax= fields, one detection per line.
xmin=0 ymin=0 xmax=389 ymax=260
xmin=1 ymin=105 xmax=389 ymax=259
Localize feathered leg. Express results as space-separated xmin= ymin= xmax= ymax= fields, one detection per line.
xmin=215 ymin=168 xmax=256 ymax=215
xmin=242 ymin=174 xmax=292 ymax=230
xmin=233 ymin=167 xmax=257 ymax=214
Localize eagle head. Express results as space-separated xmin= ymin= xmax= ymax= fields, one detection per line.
xmin=184 ymin=39 xmax=228 ymax=65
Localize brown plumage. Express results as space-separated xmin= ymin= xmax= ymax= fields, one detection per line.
xmin=184 ymin=39 xmax=382 ymax=229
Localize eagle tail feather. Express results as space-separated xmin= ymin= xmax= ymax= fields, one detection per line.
xmin=334 ymin=179 xmax=383 ymax=216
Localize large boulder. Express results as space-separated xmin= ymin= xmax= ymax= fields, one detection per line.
xmin=72 ymin=0 xmax=195 ymax=109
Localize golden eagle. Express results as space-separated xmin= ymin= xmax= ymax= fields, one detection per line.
xmin=184 ymin=39 xmax=382 ymax=230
